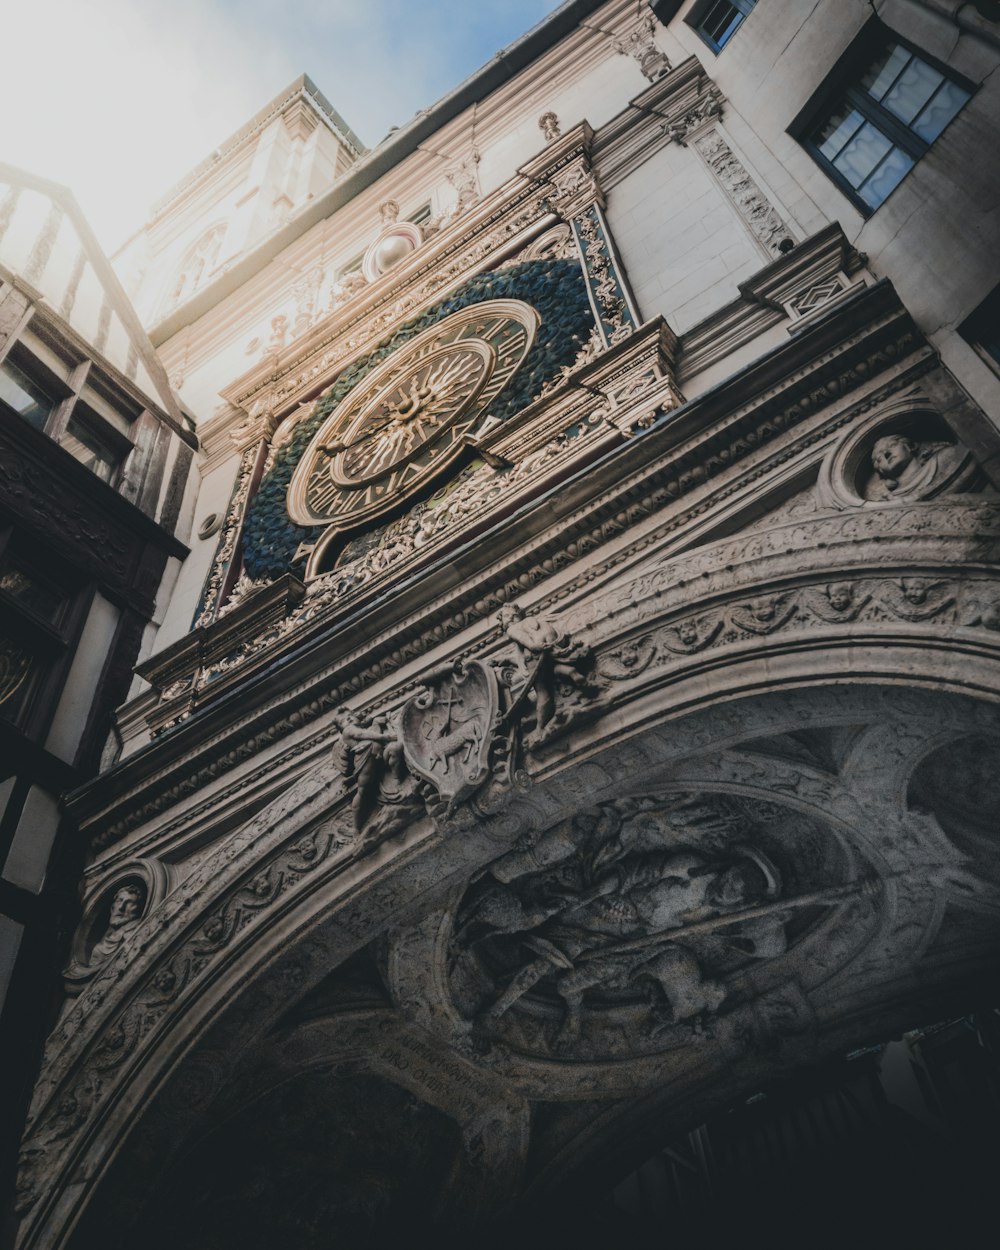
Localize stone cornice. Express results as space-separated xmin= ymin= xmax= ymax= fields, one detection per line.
xmin=593 ymin=56 xmax=720 ymax=191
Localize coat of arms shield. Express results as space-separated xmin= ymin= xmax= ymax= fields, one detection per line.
xmin=401 ymin=659 xmax=498 ymax=804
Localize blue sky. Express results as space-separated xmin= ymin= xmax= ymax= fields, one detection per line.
xmin=2 ymin=0 xmax=565 ymax=248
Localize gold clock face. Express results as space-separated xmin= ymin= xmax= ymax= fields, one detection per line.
xmin=287 ymin=299 xmax=538 ymax=534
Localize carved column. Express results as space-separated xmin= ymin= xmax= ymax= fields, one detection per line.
xmin=662 ymin=75 xmax=793 ymax=259
xmin=193 ymin=404 xmax=276 ymax=627
xmin=521 ymin=125 xmax=640 ymax=349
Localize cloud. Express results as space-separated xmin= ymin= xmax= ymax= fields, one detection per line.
xmin=0 ymin=0 xmax=564 ymax=249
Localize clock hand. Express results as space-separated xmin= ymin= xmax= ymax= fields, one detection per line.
xmin=320 ymin=407 xmax=396 ymax=456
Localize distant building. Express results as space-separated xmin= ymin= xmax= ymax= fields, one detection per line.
xmin=8 ymin=2 xmax=1000 ymax=1245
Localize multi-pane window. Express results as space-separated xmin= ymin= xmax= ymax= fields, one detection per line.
xmin=694 ymin=0 xmax=756 ymax=53
xmin=797 ymin=28 xmax=973 ymax=213
xmin=0 ymin=355 xmax=60 ymax=430
xmin=0 ymin=338 xmax=132 ymax=487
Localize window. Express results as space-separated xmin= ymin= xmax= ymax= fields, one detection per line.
xmin=0 ymin=353 xmax=62 ymax=430
xmin=960 ymin=285 xmax=1000 ymax=373
xmin=0 ymin=536 xmax=80 ymax=732
xmin=793 ymin=25 xmax=973 ymax=214
xmin=692 ymin=0 xmax=756 ymax=53
xmin=58 ymin=411 xmax=124 ymax=483
xmin=0 ymin=336 xmax=133 ymax=487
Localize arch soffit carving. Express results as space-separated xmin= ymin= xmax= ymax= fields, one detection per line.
xmin=19 ymin=671 xmax=1000 ymax=1250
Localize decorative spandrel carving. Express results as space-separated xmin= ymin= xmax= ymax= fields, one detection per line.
xmin=498 ymin=602 xmax=597 ymax=748
xmin=447 ymin=794 xmax=869 ymax=1061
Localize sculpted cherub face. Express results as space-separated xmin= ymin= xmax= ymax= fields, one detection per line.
xmin=872 ymin=435 xmax=916 ymax=481
xmin=901 ymin=578 xmax=929 ymax=604
xmin=827 ymin=583 xmax=853 ymax=612
xmin=750 ymin=597 xmax=775 ymax=621
xmin=677 ymin=621 xmax=699 ymax=646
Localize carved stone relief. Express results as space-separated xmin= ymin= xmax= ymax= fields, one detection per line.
xmin=64 ymin=859 xmax=172 ymax=993
xmin=611 ymin=12 xmax=671 ymax=82
xmin=445 ymin=792 xmax=869 ymax=1062
xmin=818 ymin=403 xmax=990 ymax=510
xmin=538 ymin=112 xmax=561 ymax=142
xmin=692 ymin=129 xmax=792 ymax=256
xmin=323 ymin=602 xmax=599 ymax=848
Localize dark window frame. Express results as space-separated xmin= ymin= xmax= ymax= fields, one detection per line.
xmin=789 ymin=19 xmax=976 ymax=217
xmin=0 ymin=338 xmax=135 ymax=488
xmin=0 ymin=526 xmax=91 ymax=740
xmin=687 ymin=0 xmax=757 ymax=54
xmin=959 ymin=285 xmax=1000 ymax=376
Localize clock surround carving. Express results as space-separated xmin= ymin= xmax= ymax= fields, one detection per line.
xmin=286 ymin=299 xmax=539 ymax=537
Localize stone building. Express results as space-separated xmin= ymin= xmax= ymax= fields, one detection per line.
xmin=7 ymin=0 xmax=1000 ymax=1245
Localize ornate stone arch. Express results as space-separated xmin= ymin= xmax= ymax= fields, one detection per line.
xmin=18 ymin=594 xmax=1000 ymax=1245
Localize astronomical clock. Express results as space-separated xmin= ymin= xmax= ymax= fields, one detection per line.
xmin=241 ymin=256 xmax=596 ymax=583
xmin=287 ymin=300 xmax=538 ymax=535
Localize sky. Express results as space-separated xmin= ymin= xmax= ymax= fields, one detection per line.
xmin=1 ymin=0 xmax=565 ymax=251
